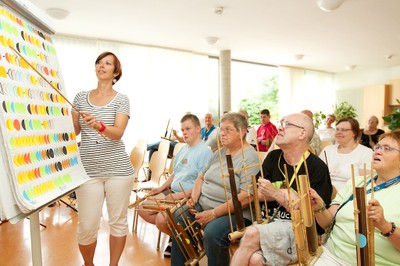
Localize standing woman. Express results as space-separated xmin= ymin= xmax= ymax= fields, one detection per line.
xmin=72 ymin=51 xmax=134 ymax=266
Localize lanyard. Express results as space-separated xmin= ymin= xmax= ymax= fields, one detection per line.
xmin=337 ymin=175 xmax=400 ymax=212
xmin=278 ymin=150 xmax=310 ymax=187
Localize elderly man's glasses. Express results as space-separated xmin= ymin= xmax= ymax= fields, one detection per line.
xmin=280 ymin=121 xmax=304 ymax=129
xmin=372 ymin=145 xmax=400 ymax=152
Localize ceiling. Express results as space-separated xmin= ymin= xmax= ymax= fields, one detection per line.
xmin=27 ymin=0 xmax=400 ymax=73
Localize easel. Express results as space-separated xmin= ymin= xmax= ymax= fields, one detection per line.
xmin=8 ymin=189 xmax=79 ymax=266
xmin=59 ymin=195 xmax=78 ymax=212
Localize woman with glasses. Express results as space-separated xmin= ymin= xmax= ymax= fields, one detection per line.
xmin=310 ymin=131 xmax=400 ymax=265
xmin=319 ymin=117 xmax=373 ymax=191
xmin=170 ymin=112 xmax=260 ymax=266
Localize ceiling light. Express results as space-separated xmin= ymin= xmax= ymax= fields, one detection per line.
xmin=46 ymin=8 xmax=70 ymax=20
xmin=294 ymin=54 xmax=304 ymax=61
xmin=345 ymin=65 xmax=356 ymax=71
xmin=317 ymin=0 xmax=345 ymax=12
xmin=385 ymin=54 xmax=394 ymax=59
xmin=214 ymin=6 xmax=224 ymax=15
xmin=204 ymin=37 xmax=219 ymax=46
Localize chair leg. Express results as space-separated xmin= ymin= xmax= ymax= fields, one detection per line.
xmin=156 ymin=230 xmax=162 ymax=251
xmin=134 ymin=209 xmax=139 ymax=233
xmin=142 ymin=167 xmax=148 ymax=180
xmin=132 ymin=193 xmax=139 ymax=233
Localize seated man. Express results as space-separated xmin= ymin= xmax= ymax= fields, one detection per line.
xmin=301 ymin=109 xmax=322 ymax=155
xmin=137 ymin=113 xmax=213 ymax=256
xmin=201 ymin=113 xmax=218 ymax=150
xmin=231 ymin=112 xmax=332 ymax=266
xmin=147 ymin=129 xmax=184 ymax=160
xmin=170 ymin=112 xmax=260 ymax=266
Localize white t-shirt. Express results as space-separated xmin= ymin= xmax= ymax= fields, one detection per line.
xmin=246 ymin=126 xmax=257 ymax=146
xmin=319 ymin=144 xmax=373 ymax=191
xmin=318 ymin=127 xmax=336 ymax=143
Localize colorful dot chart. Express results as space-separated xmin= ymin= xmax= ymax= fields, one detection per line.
xmin=0 ymin=4 xmax=89 ymax=214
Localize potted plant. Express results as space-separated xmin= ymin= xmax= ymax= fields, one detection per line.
xmin=333 ymin=101 xmax=357 ymax=120
xmin=313 ymin=111 xmax=326 ymax=129
xmin=383 ymin=99 xmax=400 ymax=131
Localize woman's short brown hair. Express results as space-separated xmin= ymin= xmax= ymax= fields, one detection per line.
xmin=336 ymin=117 xmax=360 ymax=141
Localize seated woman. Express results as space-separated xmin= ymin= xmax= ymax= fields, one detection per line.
xmin=360 ymin=115 xmax=385 ymax=149
xmin=310 ymin=131 xmax=400 ymax=265
xmin=170 ymin=112 xmax=260 ymax=266
xmin=319 ymin=117 xmax=373 ymax=191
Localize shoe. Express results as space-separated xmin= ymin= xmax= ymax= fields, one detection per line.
xmin=163 ymin=238 xmax=172 ymax=258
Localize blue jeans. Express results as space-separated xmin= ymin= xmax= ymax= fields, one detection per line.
xmin=171 ymin=205 xmax=251 ymax=266
xmin=147 ymin=141 xmax=177 ymax=161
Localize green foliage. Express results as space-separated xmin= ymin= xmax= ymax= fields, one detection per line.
xmin=333 ymin=101 xmax=357 ymax=120
xmin=313 ymin=111 xmax=326 ymax=129
xmin=238 ymin=75 xmax=279 ymax=125
xmin=383 ymin=99 xmax=400 ymax=131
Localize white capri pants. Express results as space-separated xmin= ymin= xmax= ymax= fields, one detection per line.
xmin=76 ymin=176 xmax=133 ymax=245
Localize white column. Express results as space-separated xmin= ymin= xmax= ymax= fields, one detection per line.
xmin=219 ymin=50 xmax=231 ymax=115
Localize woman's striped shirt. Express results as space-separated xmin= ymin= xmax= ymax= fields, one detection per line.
xmin=72 ymin=90 xmax=134 ymax=178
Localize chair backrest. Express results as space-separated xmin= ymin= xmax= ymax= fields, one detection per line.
xmin=319 ymin=140 xmax=332 ymax=155
xmin=130 ymin=139 xmax=147 ymax=178
xmin=158 ymin=139 xmax=171 ymax=157
xmin=136 ymin=138 xmax=147 ymax=151
xmin=258 ymin=151 xmax=268 ymax=163
xmin=149 ymin=151 xmax=168 ymax=183
xmin=173 ymin=142 xmax=186 ymax=156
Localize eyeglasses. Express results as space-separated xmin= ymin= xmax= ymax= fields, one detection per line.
xmin=280 ymin=121 xmax=304 ymax=129
xmin=335 ymin=128 xmax=352 ymax=132
xmin=219 ymin=127 xmax=238 ymax=134
xmin=372 ymin=145 xmax=400 ymax=152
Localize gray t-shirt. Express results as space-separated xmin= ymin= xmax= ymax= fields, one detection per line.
xmin=198 ymin=146 xmax=259 ymax=220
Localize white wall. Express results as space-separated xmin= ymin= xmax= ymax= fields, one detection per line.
xmin=335 ymin=65 xmax=400 ymax=125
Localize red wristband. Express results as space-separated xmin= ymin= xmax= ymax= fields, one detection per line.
xmin=98 ymin=121 xmax=106 ymax=133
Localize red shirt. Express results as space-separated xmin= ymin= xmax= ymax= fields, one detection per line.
xmin=256 ymin=122 xmax=278 ymax=151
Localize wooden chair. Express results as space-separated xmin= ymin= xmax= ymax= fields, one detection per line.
xmin=319 ymin=140 xmax=333 ymax=155
xmin=161 ymin=142 xmax=186 ymax=183
xmin=142 ymin=139 xmax=170 ymax=180
xmin=130 ymin=139 xmax=147 ymax=181
xmin=258 ymin=151 xmax=268 ymax=162
xmin=132 ymin=151 xmax=169 ymax=233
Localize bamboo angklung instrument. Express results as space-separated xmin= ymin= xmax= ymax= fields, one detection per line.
xmin=283 ymin=164 xmax=309 ymax=265
xmin=215 ymin=129 xmax=265 ymax=241
xmin=301 ymin=157 xmax=319 ymax=256
xmin=254 ymin=125 xmax=268 ymax=224
xmin=164 ymin=118 xmax=171 ymax=138
xmin=252 ymin=175 xmax=263 ymax=224
xmin=284 ymin=161 xmax=322 ymax=265
xmin=160 ymin=187 xmax=205 ymax=265
xmin=351 ymin=164 xmax=375 ymax=266
xmin=226 ymin=154 xmax=246 ymax=240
